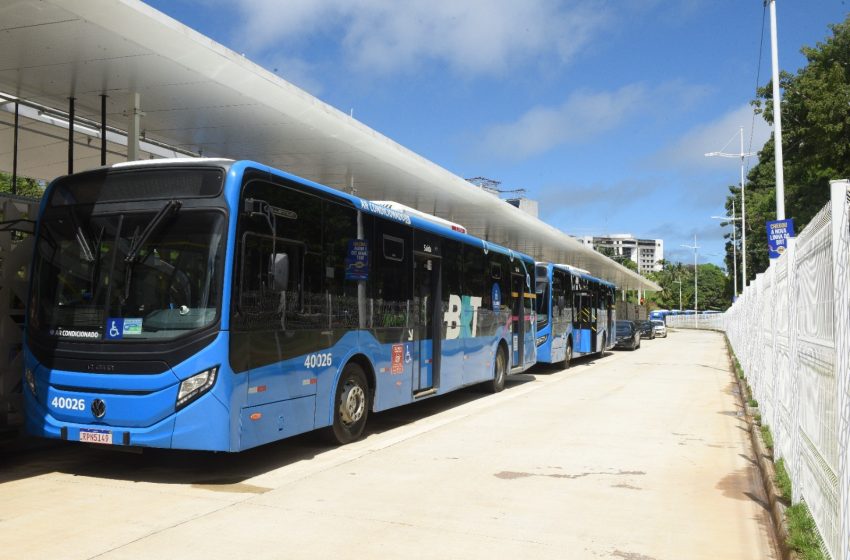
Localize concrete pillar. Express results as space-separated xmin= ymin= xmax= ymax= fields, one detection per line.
xmin=12 ymin=100 xmax=18 ymax=194
xmin=127 ymin=92 xmax=140 ymax=161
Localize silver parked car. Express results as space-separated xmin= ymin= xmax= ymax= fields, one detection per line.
xmin=651 ymin=320 xmax=667 ymax=338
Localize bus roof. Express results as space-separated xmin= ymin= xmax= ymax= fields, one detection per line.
xmin=84 ymin=158 xmax=536 ymax=265
xmin=536 ymin=261 xmax=617 ymax=290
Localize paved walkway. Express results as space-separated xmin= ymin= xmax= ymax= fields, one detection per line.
xmin=0 ymin=329 xmax=778 ymax=559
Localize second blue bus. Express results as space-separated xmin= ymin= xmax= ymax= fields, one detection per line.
xmin=534 ymin=263 xmax=616 ymax=367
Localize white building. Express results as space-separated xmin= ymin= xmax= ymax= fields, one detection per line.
xmin=575 ymin=234 xmax=664 ymax=274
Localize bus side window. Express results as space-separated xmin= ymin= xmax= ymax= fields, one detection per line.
xmin=489 ymin=254 xmax=509 ymax=316
xmin=299 ymin=251 xmax=323 ymax=321
xmin=490 ymin=262 xmax=501 ymax=281
xmin=555 ymin=269 xmax=567 ymax=319
xmin=239 ymin=179 xmax=324 ymax=331
xmin=372 ymin=220 xmax=410 ymax=330
xmin=323 ymin=200 xmax=359 ymax=329
xmin=238 ymin=233 xmax=275 ymax=325
xmin=441 ymin=239 xmax=463 ymax=339
xmin=464 ymin=246 xmax=489 ymax=333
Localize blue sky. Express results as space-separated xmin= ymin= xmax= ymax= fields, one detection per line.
xmin=146 ymin=0 xmax=849 ymax=268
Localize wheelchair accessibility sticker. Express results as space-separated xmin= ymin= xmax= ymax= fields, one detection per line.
xmin=105 ymin=318 xmax=143 ymax=340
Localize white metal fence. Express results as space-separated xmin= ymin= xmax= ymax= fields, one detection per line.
xmin=678 ymin=180 xmax=849 ymax=560
xmin=666 ymin=313 xmax=725 ymax=330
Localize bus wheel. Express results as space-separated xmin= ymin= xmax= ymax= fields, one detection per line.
xmin=563 ymin=340 xmax=572 ymax=370
xmin=328 ymin=363 xmax=369 ymax=445
xmin=600 ymin=334 xmax=607 ymax=357
xmin=487 ymin=346 xmax=508 ymax=393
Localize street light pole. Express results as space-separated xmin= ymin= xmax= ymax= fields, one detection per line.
xmin=711 ymin=198 xmax=740 ymax=299
xmin=681 ymin=235 xmax=700 ymax=328
xmin=769 ymin=0 xmax=786 ymax=220
xmin=706 ymin=127 xmax=754 ymax=289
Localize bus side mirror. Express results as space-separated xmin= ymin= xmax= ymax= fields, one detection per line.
xmin=270 ymin=253 xmax=289 ymax=292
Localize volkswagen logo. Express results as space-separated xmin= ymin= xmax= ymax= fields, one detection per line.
xmin=91 ymin=399 xmax=106 ymax=419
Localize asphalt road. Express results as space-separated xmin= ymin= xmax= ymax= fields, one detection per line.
xmin=0 ymin=329 xmax=778 ymax=560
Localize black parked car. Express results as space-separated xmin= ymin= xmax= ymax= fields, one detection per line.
xmin=614 ymin=320 xmax=641 ymax=350
xmin=637 ymin=320 xmax=656 ymax=340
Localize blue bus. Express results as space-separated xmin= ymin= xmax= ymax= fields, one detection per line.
xmin=23 ymin=159 xmax=537 ymax=451
xmin=648 ymin=309 xmax=669 ymax=322
xmin=534 ymin=263 xmax=616 ymax=367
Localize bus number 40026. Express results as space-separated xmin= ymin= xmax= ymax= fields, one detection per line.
xmin=304 ymin=353 xmax=332 ymax=369
xmin=51 ymin=396 xmax=86 ymax=411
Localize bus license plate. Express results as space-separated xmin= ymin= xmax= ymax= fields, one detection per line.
xmin=79 ymin=429 xmax=112 ymax=445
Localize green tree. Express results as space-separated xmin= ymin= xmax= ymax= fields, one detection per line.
xmin=647 ymin=260 xmax=731 ymax=312
xmin=732 ymin=16 xmax=850 ymax=281
xmin=0 ymin=171 xmax=46 ymax=199
xmin=647 ymin=260 xmax=683 ymax=310
xmin=696 ymin=263 xmax=730 ymax=311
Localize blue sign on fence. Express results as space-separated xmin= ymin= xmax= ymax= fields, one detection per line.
xmin=766 ymin=218 xmax=795 ymax=259
xmin=345 ymin=239 xmax=369 ymax=280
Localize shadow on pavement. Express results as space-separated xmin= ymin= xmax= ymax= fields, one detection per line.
xmin=0 ymin=373 xmax=540 ymax=488
xmin=531 ymin=352 xmax=608 ymax=375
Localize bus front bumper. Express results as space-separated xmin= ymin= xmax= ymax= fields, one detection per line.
xmin=24 ymin=388 xmax=232 ymax=451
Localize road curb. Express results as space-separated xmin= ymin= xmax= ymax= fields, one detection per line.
xmin=731 ymin=361 xmax=796 ymax=560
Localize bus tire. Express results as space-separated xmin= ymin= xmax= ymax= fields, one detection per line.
xmin=487 ymin=345 xmax=508 ymax=393
xmin=600 ymin=334 xmax=607 ymax=357
xmin=326 ymin=362 xmax=370 ymax=445
xmin=563 ymin=339 xmax=572 ymax=370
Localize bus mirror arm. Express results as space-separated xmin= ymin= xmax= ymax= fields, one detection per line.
xmin=244 ymin=198 xmax=276 ymax=236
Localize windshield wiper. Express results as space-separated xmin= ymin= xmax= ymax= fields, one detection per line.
xmin=123 ymin=200 xmax=181 ymax=302
xmin=125 ymin=200 xmax=181 ymax=263
xmin=65 ymin=206 xmax=95 ymax=263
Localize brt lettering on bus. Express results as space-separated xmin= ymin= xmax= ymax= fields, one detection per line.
xmin=444 ymin=294 xmax=483 ymax=340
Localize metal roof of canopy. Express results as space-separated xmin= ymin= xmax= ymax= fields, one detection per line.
xmin=0 ymin=0 xmax=659 ymax=292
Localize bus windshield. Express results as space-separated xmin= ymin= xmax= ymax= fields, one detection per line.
xmin=535 ymin=278 xmax=550 ymax=328
xmin=31 ymin=206 xmax=226 ymax=341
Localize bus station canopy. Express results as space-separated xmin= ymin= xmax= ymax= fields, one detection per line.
xmin=0 ymin=0 xmax=659 ymax=292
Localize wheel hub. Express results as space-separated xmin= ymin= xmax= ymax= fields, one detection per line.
xmin=340 ymin=381 xmax=366 ymax=425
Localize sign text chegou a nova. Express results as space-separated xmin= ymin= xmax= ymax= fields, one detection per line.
xmin=766 ymin=218 xmax=795 ymax=259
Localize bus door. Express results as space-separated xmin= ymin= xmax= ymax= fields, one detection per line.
xmin=589 ymin=292 xmax=599 ymax=351
xmin=511 ymin=273 xmax=525 ymax=367
xmin=575 ymin=291 xmax=595 ymax=354
xmin=413 ymin=254 xmax=441 ymax=393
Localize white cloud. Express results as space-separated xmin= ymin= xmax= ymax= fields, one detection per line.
xmin=477 ymin=81 xmax=708 ymax=161
xmin=230 ymin=0 xmax=609 ymax=75
xmin=480 ymin=85 xmax=648 ymax=160
xmin=656 ymin=104 xmax=772 ymax=170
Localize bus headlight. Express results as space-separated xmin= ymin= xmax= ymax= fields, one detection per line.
xmin=25 ymin=367 xmax=37 ymax=397
xmin=176 ymin=366 xmax=218 ymax=410
xmin=536 ymin=334 xmax=548 ymax=346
